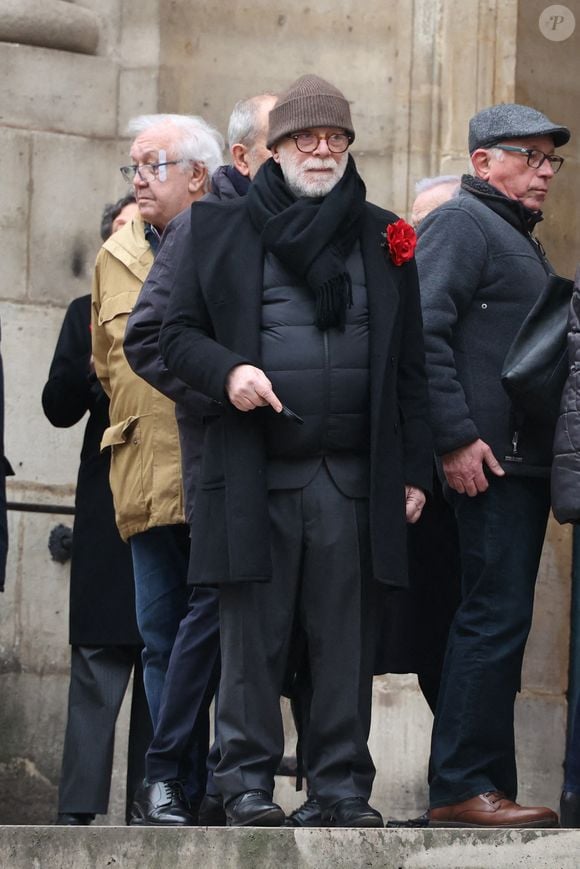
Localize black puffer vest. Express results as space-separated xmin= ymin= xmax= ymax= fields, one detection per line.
xmin=260 ymin=241 xmax=370 ymax=463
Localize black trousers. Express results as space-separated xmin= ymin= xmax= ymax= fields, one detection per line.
xmin=215 ymin=464 xmax=377 ymax=810
xmin=145 ymin=586 xmax=221 ymax=802
xmin=58 ymin=645 xmax=152 ymax=822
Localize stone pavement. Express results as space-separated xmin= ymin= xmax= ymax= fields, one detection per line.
xmin=0 ymin=826 xmax=579 ymax=869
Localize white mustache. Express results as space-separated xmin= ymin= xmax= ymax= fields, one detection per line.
xmin=300 ymin=157 xmax=338 ymax=170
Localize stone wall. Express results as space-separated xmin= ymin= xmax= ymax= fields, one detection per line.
xmin=515 ymin=0 xmax=580 ymax=277
xmin=0 ymin=0 xmax=162 ymax=823
xmin=0 ymin=0 xmax=576 ymax=823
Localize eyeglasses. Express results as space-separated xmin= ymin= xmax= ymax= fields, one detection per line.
xmin=494 ymin=145 xmax=564 ymax=173
xmin=119 ymin=161 xmax=182 ymax=183
xmin=287 ymin=131 xmax=353 ymax=154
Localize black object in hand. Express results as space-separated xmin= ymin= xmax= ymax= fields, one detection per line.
xmin=280 ymin=405 xmax=304 ymax=425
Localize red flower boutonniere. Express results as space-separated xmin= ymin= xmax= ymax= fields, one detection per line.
xmin=382 ymin=219 xmax=417 ymax=266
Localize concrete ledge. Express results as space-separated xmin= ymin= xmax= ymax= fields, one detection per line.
xmin=1 ymin=826 xmax=580 ymax=869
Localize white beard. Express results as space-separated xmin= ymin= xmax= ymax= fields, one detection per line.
xmin=279 ymin=152 xmax=348 ymax=198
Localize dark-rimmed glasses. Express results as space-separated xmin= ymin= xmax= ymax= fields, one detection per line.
xmin=287 ymin=131 xmax=353 ymax=154
xmin=494 ymin=145 xmax=564 ymax=173
xmin=119 ymin=161 xmax=182 ymax=183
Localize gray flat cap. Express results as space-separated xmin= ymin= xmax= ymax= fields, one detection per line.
xmin=469 ymin=103 xmax=570 ymax=153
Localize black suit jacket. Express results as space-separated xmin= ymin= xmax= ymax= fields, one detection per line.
xmin=159 ymin=195 xmax=432 ymax=589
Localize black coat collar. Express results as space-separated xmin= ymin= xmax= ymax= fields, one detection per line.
xmin=461 ymin=174 xmax=543 ymax=235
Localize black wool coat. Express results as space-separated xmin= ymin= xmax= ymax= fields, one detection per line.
xmin=160 ymin=196 xmax=432 ymax=589
xmin=42 ymin=295 xmax=141 ymax=646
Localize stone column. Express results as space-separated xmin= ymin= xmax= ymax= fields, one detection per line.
xmin=0 ymin=0 xmax=128 ymax=825
xmin=0 ymin=0 xmax=100 ymax=55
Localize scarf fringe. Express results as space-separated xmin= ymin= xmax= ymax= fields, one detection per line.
xmin=315 ymin=273 xmax=353 ymax=331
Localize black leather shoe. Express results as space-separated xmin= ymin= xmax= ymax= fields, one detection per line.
xmin=386 ymin=810 xmax=429 ymax=828
xmin=198 ymin=793 xmax=227 ymax=826
xmin=55 ymin=812 xmax=94 ymax=826
xmin=284 ymin=797 xmax=322 ymax=827
xmin=129 ymin=780 xmax=195 ymax=826
xmin=560 ymin=791 xmax=580 ymax=827
xmin=226 ymin=789 xmax=285 ymax=827
xmin=322 ymin=797 xmax=383 ymax=828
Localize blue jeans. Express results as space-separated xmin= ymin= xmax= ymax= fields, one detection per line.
xmin=429 ymin=475 xmax=551 ymax=807
xmin=130 ymin=524 xmax=190 ymax=727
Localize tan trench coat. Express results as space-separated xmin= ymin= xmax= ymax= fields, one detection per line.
xmin=91 ymin=217 xmax=184 ymax=540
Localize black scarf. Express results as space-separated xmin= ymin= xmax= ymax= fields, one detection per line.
xmin=247 ymin=154 xmax=366 ymax=330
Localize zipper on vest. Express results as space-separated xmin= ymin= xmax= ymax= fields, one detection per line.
xmin=322 ymin=329 xmax=330 ymax=448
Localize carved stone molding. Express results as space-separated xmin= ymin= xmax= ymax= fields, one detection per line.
xmin=0 ymin=0 xmax=100 ymax=55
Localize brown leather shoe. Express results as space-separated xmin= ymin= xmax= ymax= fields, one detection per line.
xmin=428 ymin=791 xmax=559 ymax=828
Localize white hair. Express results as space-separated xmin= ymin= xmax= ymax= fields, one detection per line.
xmin=469 ymin=147 xmax=505 ymax=173
xmin=414 ymin=174 xmax=461 ymax=195
xmin=127 ymin=114 xmax=224 ymax=186
xmin=227 ymin=94 xmax=277 ymax=149
xmin=489 ymin=147 xmax=506 ymax=162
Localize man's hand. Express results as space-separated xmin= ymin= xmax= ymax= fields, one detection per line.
xmin=442 ymin=438 xmax=505 ymax=496
xmin=226 ymin=364 xmax=283 ymax=413
xmin=405 ymin=485 xmax=426 ymax=524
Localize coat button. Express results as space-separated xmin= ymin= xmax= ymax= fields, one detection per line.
xmin=481 ymin=303 xmax=488 ymax=309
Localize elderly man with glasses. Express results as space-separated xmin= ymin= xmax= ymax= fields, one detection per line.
xmin=158 ymin=74 xmax=432 ymax=827
xmin=415 ymin=103 xmax=569 ymax=827
xmin=91 ymin=113 xmax=223 ymax=817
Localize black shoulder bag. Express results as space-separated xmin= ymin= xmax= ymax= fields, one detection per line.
xmin=501 ymin=273 xmax=574 ymax=423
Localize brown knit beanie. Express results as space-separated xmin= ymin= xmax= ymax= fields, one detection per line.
xmin=267 ymin=74 xmax=355 ymax=149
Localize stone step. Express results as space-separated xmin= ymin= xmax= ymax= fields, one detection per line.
xmin=1 ymin=826 xmax=579 ymax=869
